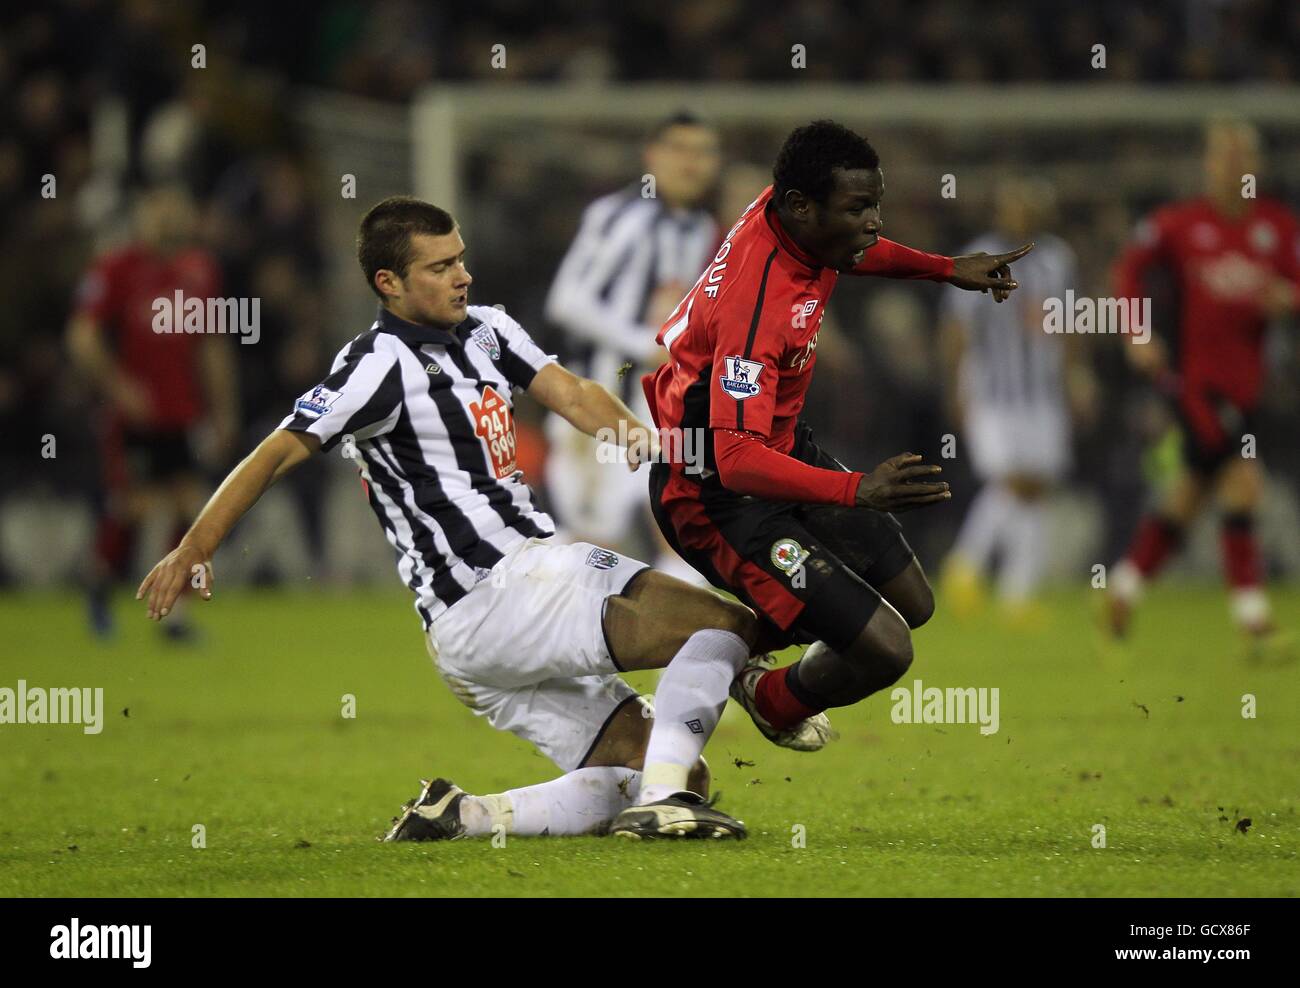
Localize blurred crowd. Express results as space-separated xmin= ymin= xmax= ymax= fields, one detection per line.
xmin=1 ymin=0 xmax=1298 ymax=591
xmin=9 ymin=1 xmax=1299 ymax=105
xmin=1 ymin=1 xmax=334 ymax=516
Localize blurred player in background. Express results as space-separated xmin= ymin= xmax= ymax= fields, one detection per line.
xmin=544 ymin=111 xmax=720 ymax=580
xmin=939 ymin=176 xmax=1094 ymax=623
xmin=1107 ymin=118 xmax=1300 ymax=650
xmin=67 ymin=185 xmax=237 ymax=639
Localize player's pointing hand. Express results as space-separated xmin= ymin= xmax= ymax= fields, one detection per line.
xmin=136 ymin=544 xmax=214 ymax=621
xmin=948 ymin=242 xmax=1035 ymax=302
xmin=855 ymin=452 xmax=951 ymax=513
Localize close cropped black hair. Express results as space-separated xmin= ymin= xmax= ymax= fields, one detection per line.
xmin=772 ymin=120 xmax=880 ymax=205
xmin=357 ymin=196 xmax=457 ymax=299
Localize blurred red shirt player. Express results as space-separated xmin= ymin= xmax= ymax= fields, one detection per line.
xmin=1108 ymin=118 xmax=1300 ymax=647
xmin=67 ymin=185 xmax=236 ymax=638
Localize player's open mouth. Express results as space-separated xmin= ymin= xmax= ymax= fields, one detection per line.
xmin=850 ymin=237 xmax=879 ymax=264
xmin=452 ymin=295 xmax=467 ymax=307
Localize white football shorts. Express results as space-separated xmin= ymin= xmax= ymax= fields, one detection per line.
xmin=427 ymin=536 xmax=651 ymax=771
xmin=967 ymin=403 xmax=1070 ymax=482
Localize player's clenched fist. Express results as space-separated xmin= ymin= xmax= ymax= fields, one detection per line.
xmin=854 ymin=453 xmax=951 ymax=512
xmin=136 ymin=544 xmax=213 ymax=621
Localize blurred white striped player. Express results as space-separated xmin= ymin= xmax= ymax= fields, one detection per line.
xmin=543 ymin=111 xmax=720 ymax=578
xmin=939 ymin=178 xmax=1091 ymax=619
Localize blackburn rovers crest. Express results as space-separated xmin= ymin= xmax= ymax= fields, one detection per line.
xmin=770 ymin=538 xmax=809 ymax=574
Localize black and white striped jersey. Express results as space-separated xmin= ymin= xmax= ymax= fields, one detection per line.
xmin=940 ymin=232 xmax=1076 ymax=410
xmin=544 ymin=184 xmax=718 ymax=403
xmin=278 ymin=304 xmax=556 ymax=628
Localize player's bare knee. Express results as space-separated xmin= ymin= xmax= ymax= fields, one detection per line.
xmin=683 ymin=589 xmax=758 ymax=650
xmin=880 ymin=629 xmax=914 ymax=682
xmin=846 ymin=610 xmax=913 ymax=685
xmin=878 ymin=562 xmax=935 ymax=629
xmin=708 ymin=597 xmax=759 ymax=649
xmin=904 ymin=585 xmax=935 ymax=629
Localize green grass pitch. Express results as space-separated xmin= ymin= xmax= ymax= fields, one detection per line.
xmin=1 ymin=585 xmax=1296 ymax=897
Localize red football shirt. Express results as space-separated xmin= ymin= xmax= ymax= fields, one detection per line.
xmin=643 ymin=184 xmax=952 ymax=505
xmin=1115 ymin=197 xmax=1300 ymax=426
xmin=74 ymin=244 xmax=222 ymax=430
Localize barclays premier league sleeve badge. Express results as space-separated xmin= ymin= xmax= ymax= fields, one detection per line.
xmin=295 ymin=385 xmax=341 ymax=418
xmin=720 ymin=355 xmax=764 ymax=399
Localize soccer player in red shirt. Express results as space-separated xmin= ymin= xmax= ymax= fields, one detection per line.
xmin=67 ymin=185 xmax=236 ymax=638
xmin=1106 ymin=118 xmax=1300 ymax=648
xmin=643 ymin=120 xmax=1033 ymax=744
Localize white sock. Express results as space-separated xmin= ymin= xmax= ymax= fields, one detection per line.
xmin=460 ymin=766 xmax=642 ymax=837
xmin=638 ymin=628 xmax=749 ymax=804
xmin=954 ymin=484 xmax=1014 ymax=573
xmin=998 ymin=496 xmax=1047 ymax=602
xmin=1112 ymin=559 xmax=1143 ymax=602
xmin=1230 ymin=587 xmax=1271 ymax=631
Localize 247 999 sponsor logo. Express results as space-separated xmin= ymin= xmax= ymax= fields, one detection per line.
xmin=470 ymin=385 xmax=517 ymax=478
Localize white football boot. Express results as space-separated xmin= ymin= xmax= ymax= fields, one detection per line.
xmin=730 ymin=654 xmax=836 ymax=752
xmin=610 ymin=792 xmax=747 ymax=840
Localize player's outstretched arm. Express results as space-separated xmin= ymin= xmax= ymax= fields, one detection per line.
xmin=136 ymin=429 xmax=320 ymax=620
xmin=526 ymin=363 xmax=658 ymax=470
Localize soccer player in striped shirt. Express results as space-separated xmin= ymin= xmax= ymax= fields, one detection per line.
xmin=543 ymin=111 xmax=720 ymax=579
xmin=938 ymin=176 xmax=1090 ymax=623
xmin=137 ymin=196 xmax=819 ymax=841
xmin=643 ymin=121 xmax=1033 ymax=743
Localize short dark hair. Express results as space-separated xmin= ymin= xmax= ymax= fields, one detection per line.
xmin=357 ymin=196 xmax=456 ymax=298
xmin=772 ymin=120 xmax=880 ymax=205
xmin=646 ymin=109 xmax=710 ymax=143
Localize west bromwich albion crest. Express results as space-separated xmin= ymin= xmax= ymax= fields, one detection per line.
xmin=470 ymin=324 xmax=501 ymax=361
xmin=720 ymin=355 xmax=763 ymax=399
xmin=585 ymin=547 xmax=619 ymax=570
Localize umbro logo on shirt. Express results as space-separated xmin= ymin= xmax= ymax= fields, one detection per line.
xmin=425 ymin=362 xmax=441 ymax=375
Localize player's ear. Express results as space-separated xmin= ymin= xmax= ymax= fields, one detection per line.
xmin=374 ymin=268 xmax=399 ymax=300
xmin=781 ymin=188 xmax=810 ymax=220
